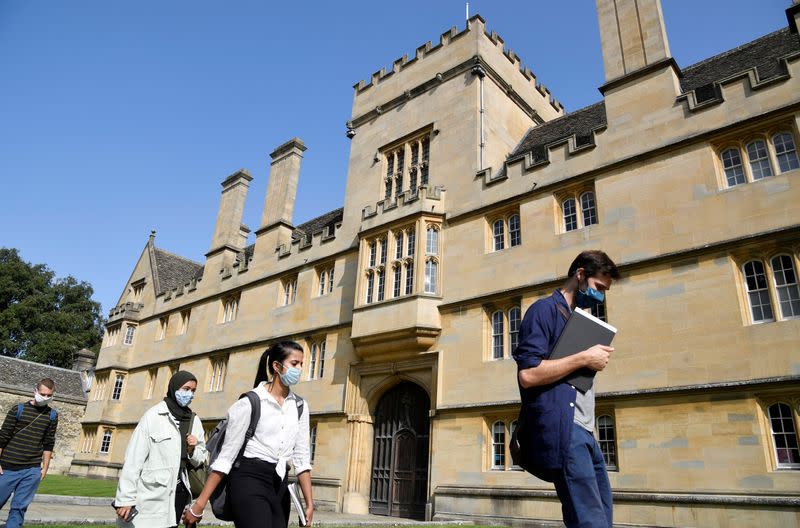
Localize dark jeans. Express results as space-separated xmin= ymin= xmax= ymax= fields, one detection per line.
xmin=553 ymin=424 xmax=613 ymax=528
xmin=228 ymin=457 xmax=289 ymax=528
xmin=175 ymin=479 xmax=191 ymax=525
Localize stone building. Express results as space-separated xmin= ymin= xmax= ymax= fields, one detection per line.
xmin=0 ymin=350 xmax=94 ymax=475
xmin=73 ymin=1 xmax=800 ymax=526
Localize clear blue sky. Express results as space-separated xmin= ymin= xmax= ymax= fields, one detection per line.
xmin=0 ymin=0 xmax=792 ymax=315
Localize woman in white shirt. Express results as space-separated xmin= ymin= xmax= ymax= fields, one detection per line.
xmin=114 ymin=371 xmax=206 ymax=527
xmin=185 ymin=341 xmax=314 ymax=528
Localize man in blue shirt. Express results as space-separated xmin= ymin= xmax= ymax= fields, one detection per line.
xmin=513 ymin=250 xmax=620 ymax=528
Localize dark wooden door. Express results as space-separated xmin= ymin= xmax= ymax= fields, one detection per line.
xmin=369 ymin=382 xmax=430 ymax=519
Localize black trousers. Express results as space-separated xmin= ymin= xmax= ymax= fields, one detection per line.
xmin=228 ymin=457 xmax=290 ymax=528
xmin=175 ymin=479 xmax=191 ymax=524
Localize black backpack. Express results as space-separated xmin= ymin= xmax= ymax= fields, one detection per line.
xmin=207 ymin=391 xmax=305 ymax=521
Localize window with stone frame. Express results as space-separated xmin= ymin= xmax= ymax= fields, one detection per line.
xmin=208 ymin=356 xmax=228 ymax=392
xmin=364 ymin=224 xmax=417 ymax=304
xmin=144 ymin=368 xmax=158 ymax=399
xmin=180 ymin=309 xmax=191 ymax=335
xmin=488 ymin=210 xmax=522 ymax=252
xmin=282 ymin=276 xmax=298 ymax=306
xmin=381 ymin=129 xmax=433 ymax=201
xmin=308 ymin=339 xmax=327 ymax=380
xmin=716 ymin=128 xmax=800 ymax=188
xmin=596 ymin=413 xmax=618 ymax=471
xmin=80 ymin=428 xmax=96 ymax=454
xmin=737 ymin=250 xmax=800 ymax=325
xmin=310 ymin=424 xmax=318 ymax=463
xmin=103 ymin=325 xmax=120 ymax=348
xmin=99 ymin=428 xmax=114 ymax=454
xmin=761 ymin=397 xmax=800 ymax=470
xmin=93 ymin=374 xmax=108 ymax=401
xmin=486 ymin=417 xmax=521 ymax=471
xmin=122 ymin=324 xmax=136 ymax=345
xmin=557 ymin=185 xmax=598 ymax=233
xmin=130 ymin=279 xmax=145 ymax=303
xmin=317 ymin=264 xmax=335 ymax=297
xmin=157 ymin=316 xmax=169 ymax=341
xmin=111 ymin=373 xmax=125 ymax=401
xmin=221 ymin=293 xmax=240 ymax=322
xmin=487 ymin=303 xmax=522 ymax=360
xmin=423 ymin=223 xmax=441 ymax=295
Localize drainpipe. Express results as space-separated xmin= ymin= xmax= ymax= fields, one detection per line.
xmin=471 ymin=64 xmax=487 ymax=170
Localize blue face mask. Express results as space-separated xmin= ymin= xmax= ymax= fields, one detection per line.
xmin=576 ymin=282 xmax=605 ymax=309
xmin=278 ymin=364 xmax=302 ymax=386
xmin=174 ymin=389 xmax=194 ymax=407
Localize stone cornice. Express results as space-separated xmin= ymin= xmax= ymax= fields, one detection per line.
xmin=269 ymin=138 xmax=307 ymax=161
xmin=598 ymin=57 xmax=681 ymax=95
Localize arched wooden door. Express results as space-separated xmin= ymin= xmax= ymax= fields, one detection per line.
xmin=369 ymin=382 xmax=430 ymax=519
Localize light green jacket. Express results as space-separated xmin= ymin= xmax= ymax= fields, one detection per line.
xmin=114 ymin=401 xmax=206 ymax=528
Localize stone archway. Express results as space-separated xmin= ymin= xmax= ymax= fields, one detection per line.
xmin=368 ymin=381 xmax=430 ymax=519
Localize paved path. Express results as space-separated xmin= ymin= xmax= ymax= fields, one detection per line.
xmin=1 ymin=494 xmax=451 ymax=526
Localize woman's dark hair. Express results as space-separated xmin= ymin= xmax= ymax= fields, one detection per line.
xmin=253 ymin=340 xmax=304 ymax=387
xmin=567 ymin=250 xmax=620 ymax=280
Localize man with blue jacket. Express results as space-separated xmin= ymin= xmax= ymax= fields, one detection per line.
xmin=513 ymin=250 xmax=620 ymax=528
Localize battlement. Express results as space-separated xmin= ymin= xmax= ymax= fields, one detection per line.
xmin=352 ymin=15 xmax=562 ymax=114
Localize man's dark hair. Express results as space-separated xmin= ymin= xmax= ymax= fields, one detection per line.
xmin=37 ymin=378 xmax=55 ymax=391
xmin=567 ymin=250 xmax=620 ymax=280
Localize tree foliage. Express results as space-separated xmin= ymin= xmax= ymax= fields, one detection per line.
xmin=0 ymin=248 xmax=104 ymax=368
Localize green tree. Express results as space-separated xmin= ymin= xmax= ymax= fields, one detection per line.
xmin=0 ymin=248 xmax=104 ymax=368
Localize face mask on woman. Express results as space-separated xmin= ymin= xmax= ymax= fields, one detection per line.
xmin=174 ymin=389 xmax=194 ymax=407
xmin=278 ymin=363 xmax=302 ymax=386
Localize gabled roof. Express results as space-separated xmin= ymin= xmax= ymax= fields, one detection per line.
xmin=509 ymin=27 xmax=800 ymax=161
xmin=0 ymin=356 xmax=87 ymax=402
xmin=152 ymin=248 xmax=204 ymax=295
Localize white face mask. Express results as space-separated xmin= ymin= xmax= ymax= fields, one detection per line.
xmin=34 ymin=389 xmax=53 ymax=407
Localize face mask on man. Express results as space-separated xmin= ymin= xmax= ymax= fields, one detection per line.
xmin=277 ymin=363 xmax=301 ymax=386
xmin=33 ymin=389 xmax=53 ymax=407
xmin=174 ymin=390 xmax=195 ymax=407
xmin=575 ymin=278 xmax=605 ymax=309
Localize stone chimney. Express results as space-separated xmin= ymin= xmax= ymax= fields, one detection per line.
xmin=788 ymin=1 xmax=800 ymax=34
xmin=208 ymin=169 xmax=253 ymax=256
xmin=596 ymin=0 xmax=672 ymax=83
xmin=595 ymin=0 xmax=681 ymax=132
xmin=253 ymin=139 xmax=307 ymax=258
xmin=261 ymin=138 xmax=306 ymax=230
xmin=72 ymin=348 xmax=96 ymax=372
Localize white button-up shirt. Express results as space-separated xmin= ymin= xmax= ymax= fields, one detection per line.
xmin=210 ymin=382 xmax=311 ymax=479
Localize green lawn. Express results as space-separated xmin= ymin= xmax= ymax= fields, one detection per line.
xmin=37 ymin=474 xmax=117 ymax=497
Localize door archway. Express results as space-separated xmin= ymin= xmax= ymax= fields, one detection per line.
xmin=368 ymin=382 xmax=430 ymax=519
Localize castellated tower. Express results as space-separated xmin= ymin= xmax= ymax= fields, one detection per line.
xmin=340 ymin=15 xmax=563 ymax=234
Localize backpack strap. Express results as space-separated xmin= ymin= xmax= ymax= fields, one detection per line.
xmin=294 ymin=395 xmax=304 ymax=419
xmin=232 ymin=391 xmax=261 ymax=469
xmin=243 ymin=391 xmax=261 ymax=442
xmin=49 ymin=408 xmax=57 ymax=422
xmin=555 ymin=303 xmax=571 ymax=322
xmin=16 ymin=403 xmax=23 ymax=421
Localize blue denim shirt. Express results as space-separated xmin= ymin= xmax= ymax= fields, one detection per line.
xmin=512 ymin=290 xmax=577 ymax=475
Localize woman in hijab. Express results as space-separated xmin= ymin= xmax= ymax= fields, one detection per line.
xmin=114 ymin=371 xmax=207 ymax=527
